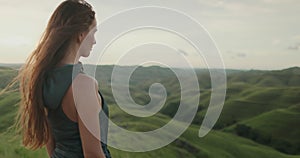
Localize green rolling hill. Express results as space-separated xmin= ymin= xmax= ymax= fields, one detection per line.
xmin=226 ymin=107 xmax=300 ymax=155
xmin=0 ymin=64 xmax=299 ymax=158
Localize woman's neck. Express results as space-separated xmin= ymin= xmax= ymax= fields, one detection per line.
xmin=58 ymin=49 xmax=80 ymax=66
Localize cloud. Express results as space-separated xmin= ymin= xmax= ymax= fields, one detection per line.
xmin=288 ymin=43 xmax=300 ymax=51
xmin=197 ymin=0 xmax=274 ymax=15
xmin=261 ymin=0 xmax=299 ymax=4
xmin=227 ymin=51 xmax=247 ymax=58
xmin=236 ymin=52 xmax=247 ymax=58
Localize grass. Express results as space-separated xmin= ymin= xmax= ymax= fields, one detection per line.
xmin=0 ymin=133 xmax=48 ymax=158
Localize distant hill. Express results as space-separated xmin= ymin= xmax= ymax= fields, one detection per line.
xmin=227 ymin=67 xmax=300 ymax=87
xmin=0 ymin=63 xmax=22 ymax=70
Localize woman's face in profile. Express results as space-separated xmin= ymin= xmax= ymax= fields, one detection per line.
xmin=79 ymin=20 xmax=97 ymax=58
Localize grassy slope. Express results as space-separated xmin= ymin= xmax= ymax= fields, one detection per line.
xmin=107 ymin=105 xmax=300 ymax=158
xmin=0 ymin=68 xmax=17 ymax=90
xmin=224 ymin=105 xmax=300 ymax=154
xmin=0 ymin=133 xmax=47 ymax=158
xmin=212 ymin=86 xmax=300 ymax=128
xmin=0 ymin=92 xmax=19 ymax=133
xmin=242 ymin=108 xmax=300 ymax=144
xmin=0 ymin=91 xmax=48 ymax=158
xmin=0 ymin=65 xmax=300 ymax=157
xmin=1 ymin=103 xmax=298 ymax=158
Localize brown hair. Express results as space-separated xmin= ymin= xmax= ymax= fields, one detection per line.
xmin=3 ymin=0 xmax=95 ymax=149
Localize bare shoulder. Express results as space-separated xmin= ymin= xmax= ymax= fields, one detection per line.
xmin=72 ymin=73 xmax=101 ymax=108
xmin=72 ymin=73 xmax=99 ymax=97
xmin=73 ymin=73 xmax=98 ymax=87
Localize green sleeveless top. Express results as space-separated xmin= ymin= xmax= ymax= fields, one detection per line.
xmin=42 ymin=62 xmax=111 ymax=158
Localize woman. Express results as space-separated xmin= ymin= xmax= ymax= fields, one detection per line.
xmin=9 ymin=0 xmax=111 ymax=157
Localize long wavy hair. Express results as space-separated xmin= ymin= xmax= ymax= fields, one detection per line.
xmin=3 ymin=0 xmax=95 ymax=149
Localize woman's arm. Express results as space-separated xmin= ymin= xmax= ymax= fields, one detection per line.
xmin=78 ymin=116 xmax=106 ymax=158
xmin=73 ymin=73 xmax=106 ymax=158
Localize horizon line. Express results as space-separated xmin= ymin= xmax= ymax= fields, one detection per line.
xmin=0 ymin=62 xmax=299 ymax=71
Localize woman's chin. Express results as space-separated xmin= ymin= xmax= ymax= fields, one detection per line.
xmin=81 ymin=52 xmax=91 ymax=58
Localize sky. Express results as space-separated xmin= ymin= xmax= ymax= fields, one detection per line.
xmin=0 ymin=0 xmax=299 ymax=70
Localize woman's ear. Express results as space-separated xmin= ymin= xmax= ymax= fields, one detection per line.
xmin=77 ymin=32 xmax=85 ymax=43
